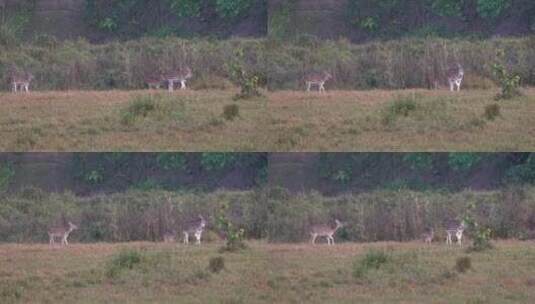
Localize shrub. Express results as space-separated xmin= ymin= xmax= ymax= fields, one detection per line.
xmin=484 ymin=104 xmax=501 ymax=121
xmin=382 ymin=95 xmax=418 ymax=126
xmin=455 ymin=256 xmax=472 ymax=273
xmin=208 ymin=256 xmax=225 ymax=273
xmin=353 ymin=250 xmax=389 ymax=279
xmin=120 ymin=95 xmax=157 ymax=125
xmin=106 ymin=249 xmax=144 ymax=278
xmin=222 ymin=104 xmax=240 ymax=121
xmin=492 ymin=63 xmax=522 ymax=100
xmin=217 ymin=203 xmax=247 ymax=252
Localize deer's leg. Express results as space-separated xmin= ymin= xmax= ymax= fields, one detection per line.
xmin=168 ymin=80 xmax=174 ymax=92
xmin=183 ymin=232 xmax=189 ymax=244
xmin=311 ymin=234 xmax=317 ymax=245
xmin=195 ymin=231 xmax=201 ymax=245
xmin=306 ymin=82 xmax=311 ymax=92
xmin=180 ymin=80 xmax=186 ymax=90
xmin=49 ymin=235 xmax=54 ymax=246
xmin=320 ymin=83 xmax=325 ymax=93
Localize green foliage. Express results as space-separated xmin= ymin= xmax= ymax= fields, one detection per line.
xmin=430 ymin=0 xmax=463 ymax=17
xmin=215 ymin=0 xmax=253 ymax=19
xmin=208 ymin=256 xmax=225 ymax=273
xmin=106 ymin=249 xmax=144 ymax=278
xmin=455 ymin=256 xmax=472 ymax=273
xmin=483 ymin=104 xmax=501 ymax=121
xmin=217 ymin=203 xmax=247 ymax=252
xmin=121 ymin=95 xmax=157 ymax=125
xmin=382 ymin=95 xmax=418 ymax=126
xmin=228 ymin=48 xmax=262 ymax=100
xmin=492 ymin=63 xmax=521 ymax=100
xmin=477 ymin=0 xmax=511 ymax=18
xmin=353 ymin=250 xmax=389 ymax=279
xmin=463 ymin=203 xmax=494 ymax=252
xmin=403 ymin=153 xmax=433 ymax=170
xmin=200 ymin=153 xmax=237 ymax=171
xmin=168 ymin=0 xmax=202 ymax=18
xmin=0 ymin=163 xmax=14 ymax=192
xmin=448 ymin=153 xmax=482 ymax=171
xmin=222 ymin=104 xmax=240 ymax=121
xmin=505 ymin=155 xmax=535 ymax=184
xmin=156 ymin=153 xmax=187 ymax=170
xmin=85 ymin=169 xmax=104 ymax=184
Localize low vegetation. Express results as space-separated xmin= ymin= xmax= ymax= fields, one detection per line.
xmin=0 ymin=241 xmax=534 ymax=303
xmin=1 ymin=89 xmax=535 ymax=151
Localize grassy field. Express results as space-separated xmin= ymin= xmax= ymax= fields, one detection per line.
xmin=0 ymin=88 xmax=534 ymax=151
xmin=0 ymin=241 xmax=534 ymax=303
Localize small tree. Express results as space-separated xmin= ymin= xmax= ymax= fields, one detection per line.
xmin=492 ymin=63 xmax=521 ymax=100
xmin=216 ymin=203 xmax=247 ymax=252
xmin=463 ymin=203 xmax=493 ymax=252
xmin=227 ymin=48 xmax=262 ymax=100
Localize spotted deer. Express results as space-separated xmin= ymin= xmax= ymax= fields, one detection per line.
xmin=9 ymin=70 xmax=34 ymax=93
xmin=183 ymin=215 xmax=206 ymax=245
xmin=48 ymin=222 xmax=78 ymax=246
xmin=310 ymin=219 xmax=345 ymax=245
xmin=445 ymin=221 xmax=466 ymax=246
xmin=447 ymin=63 xmax=464 ymax=92
xmin=422 ymin=228 xmax=434 ymax=244
xmin=305 ymin=71 xmax=332 ymax=93
xmin=165 ymin=67 xmax=192 ymax=92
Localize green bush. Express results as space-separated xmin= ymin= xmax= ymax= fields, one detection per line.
xmin=222 ymin=104 xmax=240 ymax=121
xmin=120 ymin=95 xmax=157 ymax=125
xmin=455 ymin=256 xmax=472 ymax=273
xmin=382 ymin=95 xmax=419 ymax=126
xmin=484 ymin=104 xmax=501 ymax=121
xmin=106 ymin=249 xmax=144 ymax=278
xmin=208 ymin=256 xmax=225 ymax=273
xmin=492 ymin=63 xmax=522 ymax=100
xmin=353 ymin=250 xmax=389 ymax=279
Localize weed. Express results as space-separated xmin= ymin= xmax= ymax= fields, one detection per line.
xmin=121 ymin=95 xmax=157 ymax=125
xmin=353 ymin=250 xmax=389 ymax=279
xmin=493 ymin=63 xmax=522 ymax=100
xmin=382 ymin=95 xmax=418 ymax=126
xmin=223 ymin=104 xmax=240 ymax=121
xmin=484 ymin=104 xmax=501 ymax=121
xmin=208 ymin=256 xmax=225 ymax=273
xmin=455 ymin=256 xmax=472 ymax=273
xmin=217 ymin=203 xmax=247 ymax=253
xmin=106 ymin=249 xmax=144 ymax=278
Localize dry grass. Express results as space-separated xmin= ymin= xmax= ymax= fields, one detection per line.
xmin=1 ymin=88 xmax=535 ymax=151
xmin=0 ymin=241 xmax=534 ymax=303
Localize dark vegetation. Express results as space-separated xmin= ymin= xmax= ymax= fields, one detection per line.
xmin=3 ymin=153 xmax=535 ymax=195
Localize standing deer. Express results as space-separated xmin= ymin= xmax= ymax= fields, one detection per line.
xmin=165 ymin=67 xmax=192 ymax=92
xmin=183 ymin=215 xmax=206 ymax=245
xmin=305 ymin=71 xmax=332 ymax=93
xmin=48 ymin=222 xmax=78 ymax=246
xmin=422 ymin=228 xmax=434 ymax=244
xmin=445 ymin=221 xmax=466 ymax=247
xmin=9 ymin=70 xmax=34 ymax=93
xmin=310 ymin=219 xmax=344 ymax=245
xmin=447 ymin=63 xmax=464 ymax=92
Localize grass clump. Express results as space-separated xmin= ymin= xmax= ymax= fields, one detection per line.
xmin=106 ymin=249 xmax=144 ymax=278
xmin=455 ymin=256 xmax=472 ymax=273
xmin=222 ymin=104 xmax=240 ymax=121
xmin=208 ymin=256 xmax=225 ymax=273
xmin=121 ymin=95 xmax=157 ymax=125
xmin=381 ymin=95 xmax=418 ymax=126
xmin=353 ymin=250 xmax=389 ymax=279
xmin=484 ymin=103 xmax=501 ymax=121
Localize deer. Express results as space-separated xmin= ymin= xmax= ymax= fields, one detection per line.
xmin=9 ymin=70 xmax=34 ymax=93
xmin=165 ymin=67 xmax=192 ymax=92
xmin=305 ymin=71 xmax=332 ymax=93
xmin=182 ymin=215 xmax=206 ymax=245
xmin=145 ymin=73 xmax=164 ymax=90
xmin=48 ymin=221 xmax=78 ymax=246
xmin=162 ymin=230 xmax=177 ymax=243
xmin=422 ymin=227 xmax=434 ymax=244
xmin=447 ymin=63 xmax=464 ymax=92
xmin=310 ymin=219 xmax=344 ymax=245
xmin=445 ymin=221 xmax=466 ymax=247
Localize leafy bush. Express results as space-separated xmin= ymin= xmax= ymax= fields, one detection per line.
xmin=455 ymin=256 xmax=472 ymax=273
xmin=222 ymin=104 xmax=240 ymax=121
xmin=493 ymin=63 xmax=522 ymax=100
xmin=0 ymin=163 xmax=14 ymax=192
xmin=217 ymin=203 xmax=247 ymax=252
xmin=484 ymin=104 xmax=501 ymax=121
xmin=120 ymin=95 xmax=157 ymax=125
xmin=208 ymin=256 xmax=225 ymax=273
xmin=353 ymin=250 xmax=389 ymax=279
xmin=382 ymin=95 xmax=418 ymax=126
xmin=106 ymin=249 xmax=144 ymax=278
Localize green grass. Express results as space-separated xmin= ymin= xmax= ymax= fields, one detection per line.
xmin=0 ymin=241 xmax=534 ymax=303
xmin=1 ymin=88 xmax=535 ymax=151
